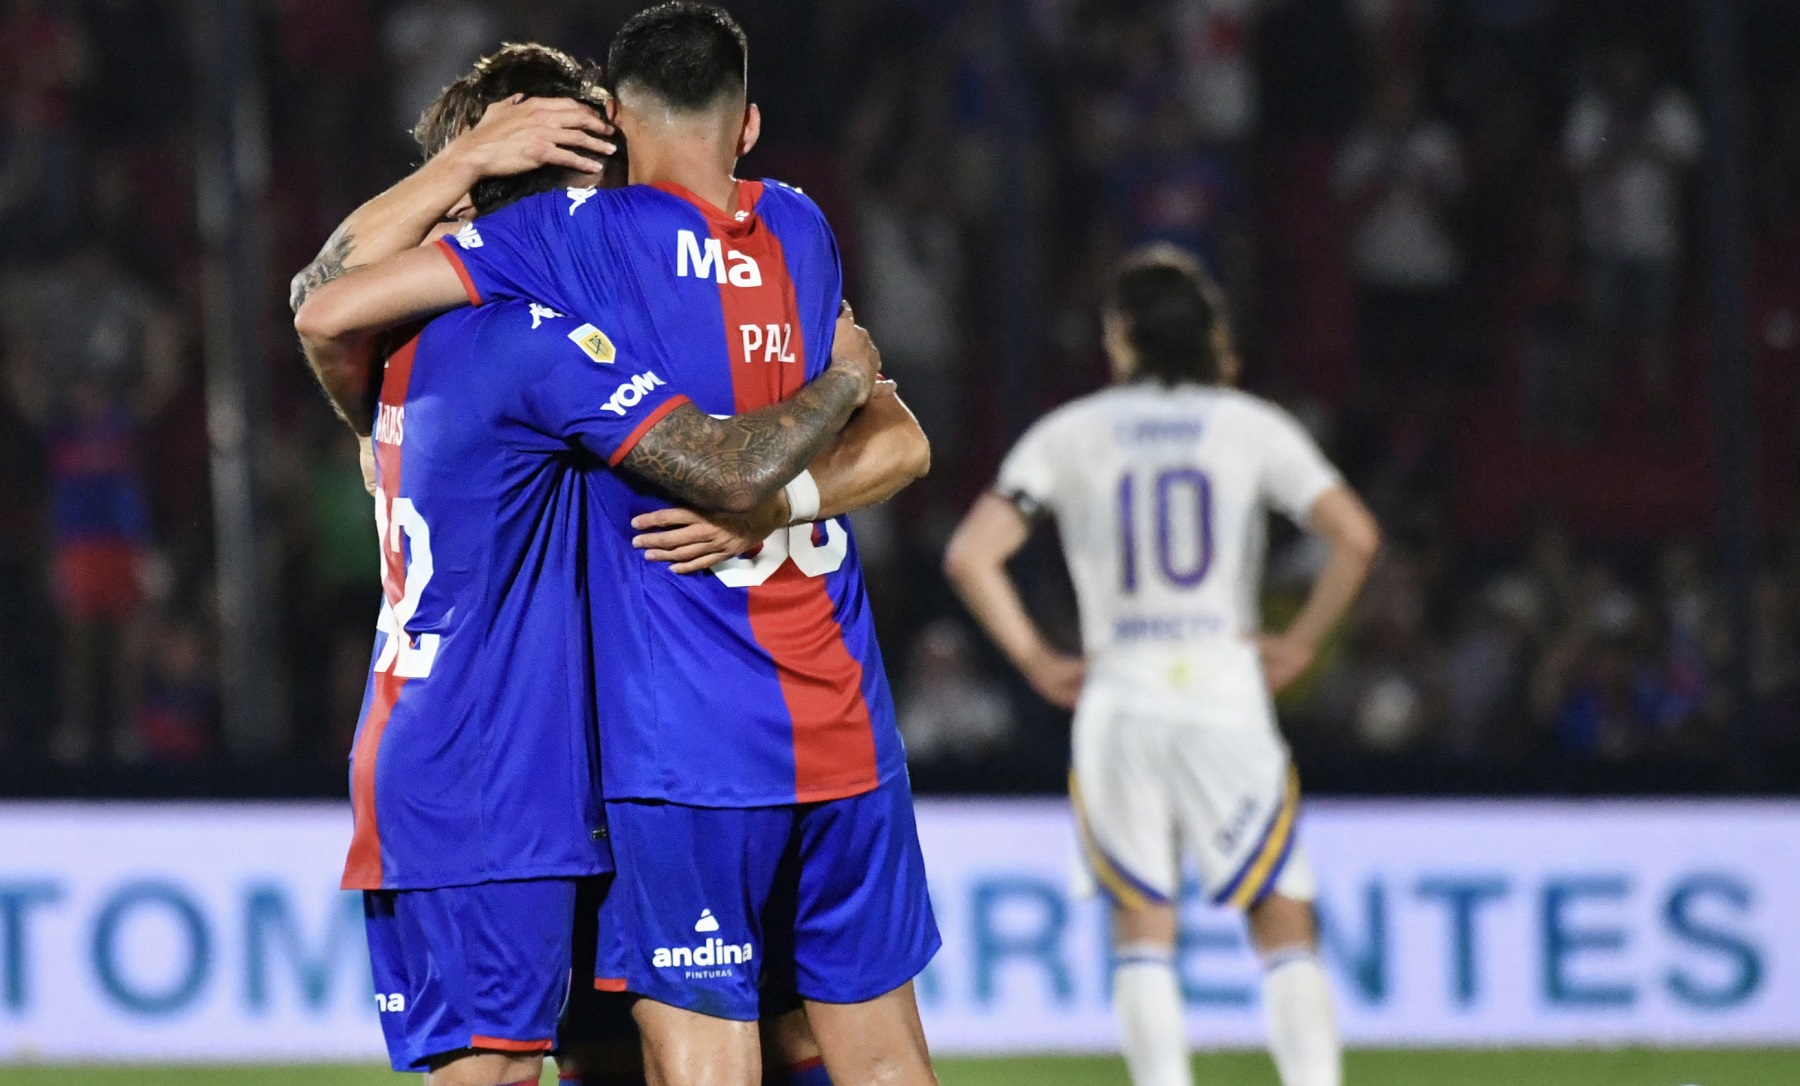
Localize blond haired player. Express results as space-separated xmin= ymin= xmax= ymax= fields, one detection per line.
xmin=944 ymin=247 xmax=1378 ymax=1086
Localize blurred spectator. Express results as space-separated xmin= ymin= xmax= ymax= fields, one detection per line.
xmin=132 ymin=613 xmax=218 ymax=765
xmin=898 ymin=618 xmax=1016 ymax=766
xmin=383 ymin=0 xmax=497 ymax=152
xmin=0 ymin=0 xmax=90 ymax=254
xmin=1515 ymin=204 xmax=1594 ymax=441
xmin=283 ymin=419 xmax=379 ymax=762
xmin=1 ymin=243 xmax=182 ymax=765
xmin=1336 ymin=68 xmax=1465 ymax=390
xmin=1107 ymin=96 xmax=1242 ymax=282
xmin=1441 ymin=576 xmax=1538 ymax=758
xmin=1171 ymin=0 xmax=1260 ymax=146
xmin=1562 ymin=41 xmax=1701 ymax=426
xmin=1319 ymin=546 xmax=1443 ymax=753
xmin=856 ymin=157 xmax=966 ymax=479
xmin=1349 ymin=0 xmax=1439 ymax=74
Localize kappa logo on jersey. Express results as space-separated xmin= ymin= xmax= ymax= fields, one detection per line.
xmin=528 ymin=302 xmax=563 ymax=329
xmin=374 ymin=403 xmax=404 ymax=446
xmin=652 ymin=912 xmax=753 ymax=974
xmin=601 ymin=371 xmax=667 ymax=417
xmin=375 ymin=992 xmax=407 ymax=1013
xmin=675 ymin=229 xmax=763 ymax=286
xmin=567 ymin=322 xmax=616 ymax=364
xmin=452 ymin=222 xmax=483 ymax=249
xmin=566 ymin=187 xmax=597 ymax=215
xmin=739 ymin=323 xmax=796 ymax=364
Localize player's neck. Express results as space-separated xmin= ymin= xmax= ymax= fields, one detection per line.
xmin=629 ymin=147 xmax=741 ymax=216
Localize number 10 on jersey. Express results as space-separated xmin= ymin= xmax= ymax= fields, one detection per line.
xmin=1118 ymin=468 xmax=1215 ymax=593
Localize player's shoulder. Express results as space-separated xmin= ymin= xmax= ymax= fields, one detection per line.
xmin=753 ymin=179 xmax=837 ymax=242
xmin=459 ymin=299 xmax=622 ymax=374
xmin=754 ymin=178 xmax=824 ymax=218
xmin=1010 ymin=386 xmax=1133 ymax=451
xmin=454 ymin=186 xmax=632 ymax=245
xmin=1204 ymin=385 xmax=1301 ymax=428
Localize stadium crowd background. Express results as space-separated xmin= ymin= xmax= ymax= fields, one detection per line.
xmin=0 ymin=0 xmax=1795 ymax=798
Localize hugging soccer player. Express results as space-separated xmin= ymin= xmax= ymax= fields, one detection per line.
xmin=294 ymin=9 xmax=941 ymax=1085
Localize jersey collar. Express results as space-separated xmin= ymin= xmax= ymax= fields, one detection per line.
xmin=651 ymin=178 xmax=765 ymax=236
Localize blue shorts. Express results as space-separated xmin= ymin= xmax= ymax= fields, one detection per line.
xmin=364 ymin=878 xmax=577 ymax=1071
xmin=595 ymin=771 xmax=940 ymax=1020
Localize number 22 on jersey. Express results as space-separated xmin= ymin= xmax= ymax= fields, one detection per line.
xmin=1118 ymin=467 xmax=1214 ymax=593
xmin=372 ymin=493 xmax=440 ymax=678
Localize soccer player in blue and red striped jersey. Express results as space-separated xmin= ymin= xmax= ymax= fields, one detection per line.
xmin=296 ymin=7 xmax=940 ymax=1084
xmin=294 ymin=43 xmax=907 ymax=1086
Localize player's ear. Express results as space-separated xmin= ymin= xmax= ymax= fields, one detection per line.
xmin=737 ymin=102 xmax=761 ymax=159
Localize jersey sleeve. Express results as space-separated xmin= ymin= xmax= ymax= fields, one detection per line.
xmin=994 ymin=413 xmax=1067 ymax=519
xmin=1254 ymin=403 xmax=1342 ymax=524
xmin=433 ymin=191 xmax=590 ymax=312
xmin=482 ymin=309 xmax=690 ymax=466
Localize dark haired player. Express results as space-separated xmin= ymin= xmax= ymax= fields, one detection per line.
xmin=292 ymin=42 xmax=910 ymax=1086
xmin=295 ymin=10 xmax=940 ymax=1084
xmin=945 ymin=246 xmax=1379 ymax=1086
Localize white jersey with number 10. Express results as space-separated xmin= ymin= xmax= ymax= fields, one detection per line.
xmin=997 ymin=383 xmax=1340 ymax=682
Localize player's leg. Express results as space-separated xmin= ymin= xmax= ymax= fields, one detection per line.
xmin=1107 ymin=901 xmax=1188 ymax=1086
xmin=762 ymin=1007 xmax=833 ymax=1086
xmin=632 ymin=999 xmax=759 ymax=1086
xmin=784 ymin=773 xmax=940 ymax=1086
xmin=1073 ymin=693 xmax=1189 ymax=1086
xmin=554 ymin=875 xmax=649 ymax=1086
xmin=803 ymin=981 xmax=932 ymax=1086
xmin=1173 ymin=663 xmax=1341 ymax=1086
xmin=556 ymin=1000 xmax=829 ymax=1086
xmin=425 ymin=1051 xmax=545 ymax=1086
xmin=363 ymin=880 xmax=577 ymax=1086
xmin=1246 ymin=851 xmax=1340 ymax=1086
xmin=596 ymin=798 xmax=795 ymax=1086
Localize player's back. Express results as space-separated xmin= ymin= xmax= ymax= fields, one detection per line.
xmin=343 ymin=302 xmax=610 ymax=892
xmin=437 ymin=180 xmax=905 ymax=810
xmin=998 ymin=382 xmax=1340 ymax=693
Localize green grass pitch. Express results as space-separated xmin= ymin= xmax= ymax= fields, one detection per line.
xmin=2 ymin=1050 xmax=1798 ymax=1086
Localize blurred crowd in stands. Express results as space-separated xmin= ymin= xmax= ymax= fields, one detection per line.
xmin=0 ymin=0 xmax=1796 ymax=795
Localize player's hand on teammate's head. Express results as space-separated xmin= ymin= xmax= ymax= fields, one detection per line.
xmin=1253 ymin=633 xmax=1316 ymax=694
xmin=828 ymin=301 xmax=882 ymax=403
xmin=454 ymin=94 xmax=617 ymax=180
xmin=1023 ymin=648 xmax=1086 ymax=710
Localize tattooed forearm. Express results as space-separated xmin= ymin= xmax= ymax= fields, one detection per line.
xmin=620 ymin=364 xmax=869 ymax=514
xmin=288 ymin=226 xmax=357 ymax=313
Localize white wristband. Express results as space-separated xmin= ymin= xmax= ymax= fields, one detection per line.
xmin=783 ymin=469 xmax=821 ymax=524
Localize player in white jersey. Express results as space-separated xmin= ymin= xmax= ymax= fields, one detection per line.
xmin=945 ymin=246 xmax=1379 ymax=1086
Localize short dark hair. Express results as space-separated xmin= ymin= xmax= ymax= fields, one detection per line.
xmin=607 ymin=3 xmax=747 ymax=112
xmin=412 ymin=43 xmax=609 ymax=214
xmin=1104 ymin=246 xmax=1230 ymax=387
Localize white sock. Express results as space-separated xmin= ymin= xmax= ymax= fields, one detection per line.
xmin=1261 ymin=949 xmax=1341 ymax=1086
xmin=1113 ymin=944 xmax=1192 ymax=1086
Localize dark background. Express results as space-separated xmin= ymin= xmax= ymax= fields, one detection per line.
xmin=0 ymin=0 xmax=1795 ymax=799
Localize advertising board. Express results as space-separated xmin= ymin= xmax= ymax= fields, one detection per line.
xmin=1 ymin=799 xmax=1794 ymax=1060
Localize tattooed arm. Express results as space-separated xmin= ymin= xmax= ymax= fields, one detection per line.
xmin=628 ymin=387 xmax=931 ymax=574
xmin=620 ymin=366 xmax=873 ymax=514
xmin=617 ymin=310 xmax=883 ymax=514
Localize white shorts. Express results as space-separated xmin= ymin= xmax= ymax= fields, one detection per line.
xmin=1069 ymin=649 xmax=1315 ymax=912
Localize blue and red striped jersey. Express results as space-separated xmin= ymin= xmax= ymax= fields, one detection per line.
xmin=435 ymin=179 xmax=905 ymax=808
xmin=343 ymin=298 xmax=685 ymax=890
